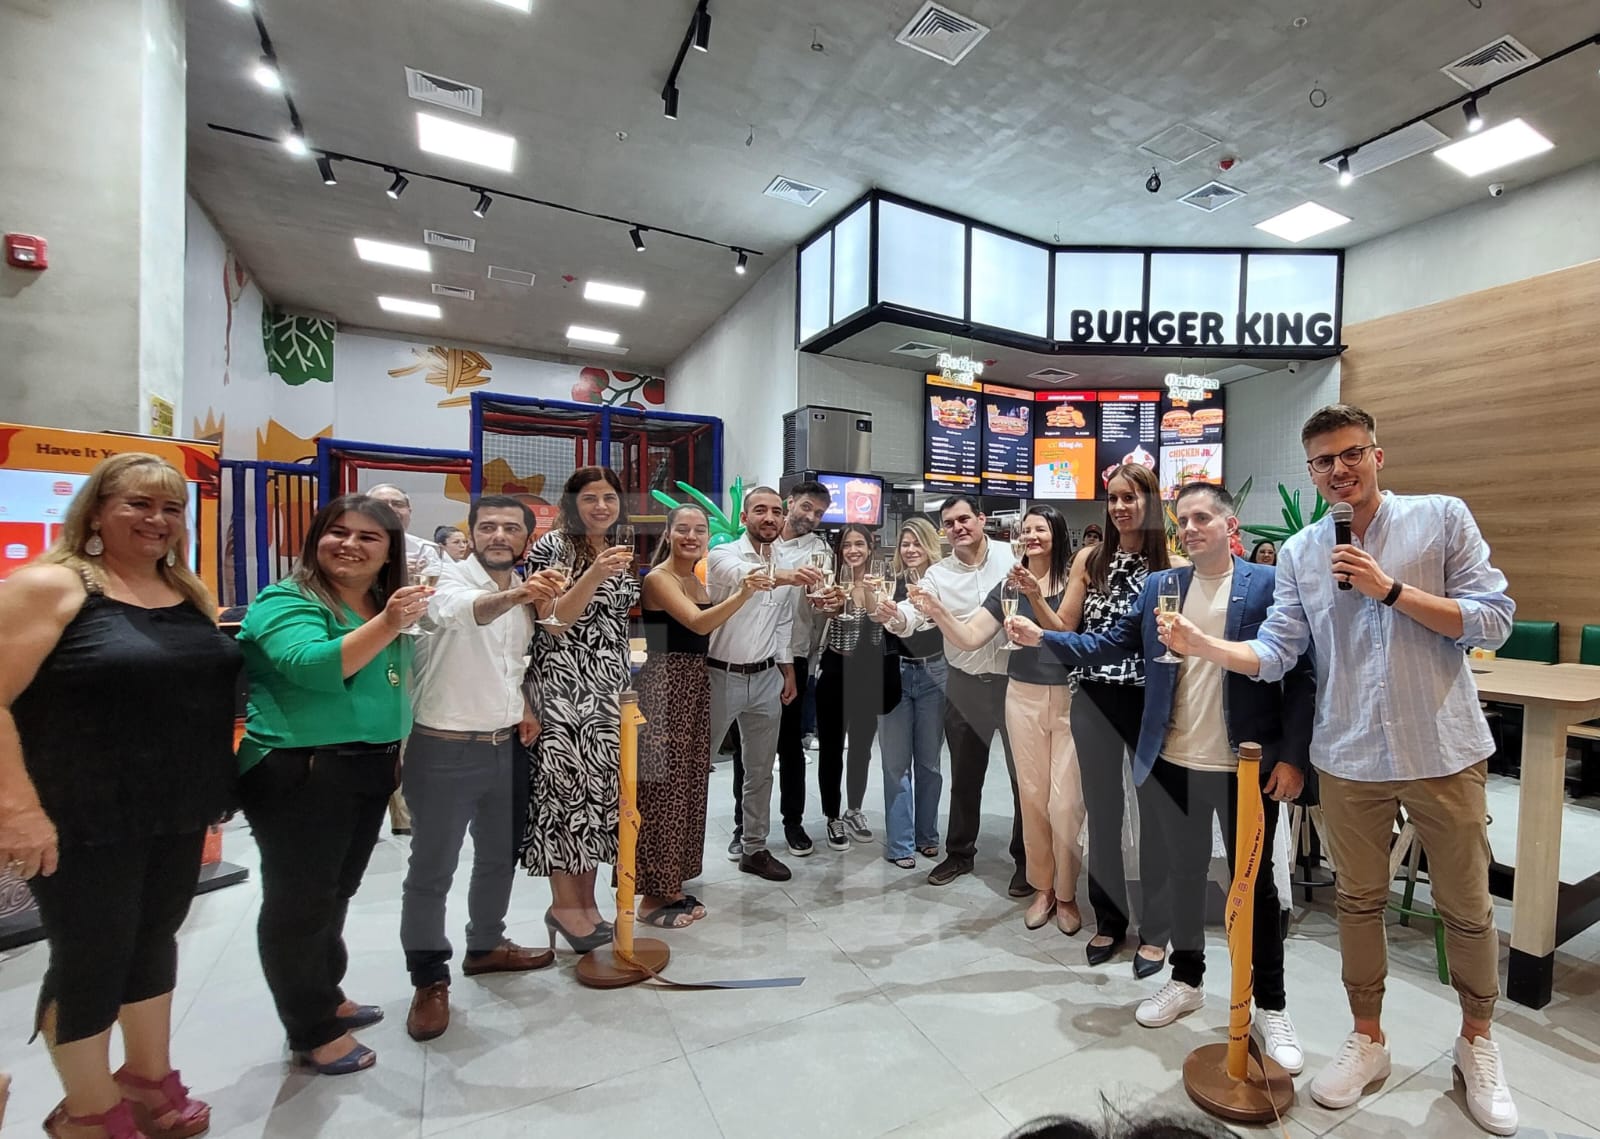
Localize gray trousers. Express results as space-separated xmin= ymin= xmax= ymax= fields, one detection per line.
xmin=708 ymin=667 xmax=784 ymax=856
xmin=399 ymin=729 xmax=516 ymax=986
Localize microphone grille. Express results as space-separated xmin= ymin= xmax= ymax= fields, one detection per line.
xmin=1329 ymin=501 xmax=1354 ymax=522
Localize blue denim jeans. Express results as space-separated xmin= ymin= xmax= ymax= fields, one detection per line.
xmin=878 ymin=656 xmax=947 ymax=860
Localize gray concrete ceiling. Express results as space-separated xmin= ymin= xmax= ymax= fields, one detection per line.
xmin=187 ymin=0 xmax=1600 ymax=372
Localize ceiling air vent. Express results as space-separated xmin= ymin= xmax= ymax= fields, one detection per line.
xmin=486 ymin=265 xmax=535 ymax=287
xmin=573 ymin=341 xmax=629 ymax=357
xmin=423 ymin=229 xmax=476 ymax=253
xmin=891 ymin=341 xmax=945 ymax=358
xmin=431 ymin=284 xmax=475 ymax=300
xmin=1027 ymin=368 xmax=1081 ymax=384
xmin=895 ymin=2 xmax=990 ymax=66
xmin=1139 ymin=123 xmax=1220 ymax=165
xmin=1320 ymin=120 xmax=1449 ymax=179
xmin=405 ymin=67 xmax=483 ymax=116
xmin=1440 ymin=36 xmax=1539 ymax=90
xmin=764 ymin=176 xmax=828 ymax=207
xmin=1178 ymin=180 xmax=1246 ymax=212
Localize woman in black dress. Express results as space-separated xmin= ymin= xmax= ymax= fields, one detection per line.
xmin=634 ymin=505 xmax=760 ymax=927
xmin=520 ymin=467 xmax=638 ymax=952
xmin=0 ymin=454 xmax=239 ymax=1139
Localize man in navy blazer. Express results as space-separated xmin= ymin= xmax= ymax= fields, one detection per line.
xmin=1010 ymin=482 xmax=1314 ymax=1073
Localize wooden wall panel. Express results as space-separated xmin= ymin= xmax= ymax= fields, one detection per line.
xmin=1341 ymin=258 xmax=1600 ymax=662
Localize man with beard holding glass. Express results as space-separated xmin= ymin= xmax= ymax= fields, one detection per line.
xmin=399 ymin=496 xmax=565 ymax=1042
xmin=708 ymin=487 xmax=823 ymax=881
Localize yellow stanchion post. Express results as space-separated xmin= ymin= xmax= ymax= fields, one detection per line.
xmin=577 ymin=690 xmax=671 ymax=988
xmin=1182 ymin=741 xmax=1296 ymax=1124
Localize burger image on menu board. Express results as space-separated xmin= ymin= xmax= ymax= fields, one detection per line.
xmin=1177 ymin=419 xmax=1205 ymax=441
xmin=1161 ymin=409 xmax=1192 ymax=432
xmin=1194 ymin=408 xmax=1225 ymax=428
xmin=931 ymin=395 xmax=977 ymax=428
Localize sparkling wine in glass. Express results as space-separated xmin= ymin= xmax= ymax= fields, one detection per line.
xmin=807 ymin=551 xmax=832 ymax=598
xmin=999 ymin=579 xmax=1021 ymax=651
xmin=1155 ymin=575 xmax=1183 ymax=663
xmin=537 ymin=548 xmax=575 ymax=627
xmin=614 ymin=524 xmax=635 ymax=562
xmin=1011 ymin=536 xmax=1028 ymax=562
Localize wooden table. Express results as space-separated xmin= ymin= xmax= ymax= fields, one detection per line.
xmin=1471 ymin=658 xmax=1600 ymax=1007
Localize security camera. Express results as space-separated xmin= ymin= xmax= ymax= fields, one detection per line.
xmin=1488 ymin=182 xmax=1505 ymax=198
xmin=1145 ymin=167 xmax=1162 ymax=194
xmin=1286 ymin=361 xmax=1300 ymax=375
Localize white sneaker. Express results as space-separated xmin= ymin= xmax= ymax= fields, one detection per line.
xmin=1252 ymin=1008 xmax=1304 ymax=1075
xmin=1309 ymin=1032 xmax=1391 ymax=1109
xmin=1453 ymin=1035 xmax=1518 ymax=1136
xmin=1135 ymin=979 xmax=1205 ymax=1027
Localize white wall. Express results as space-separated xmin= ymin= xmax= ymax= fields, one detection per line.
xmin=137 ymin=0 xmax=187 ymax=433
xmin=1343 ymin=159 xmax=1600 ymax=324
xmin=667 ymin=251 xmax=799 ymax=490
xmin=1223 ymin=361 xmax=1341 ymax=532
xmin=795 ymin=354 xmax=924 ymax=478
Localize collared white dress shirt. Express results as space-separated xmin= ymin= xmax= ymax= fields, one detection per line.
xmin=1247 ymin=492 xmax=1514 ymax=782
xmin=706 ymin=534 xmax=794 ymax=666
xmin=413 ymin=555 xmax=532 ymax=732
xmin=892 ymin=538 xmax=1016 ymax=677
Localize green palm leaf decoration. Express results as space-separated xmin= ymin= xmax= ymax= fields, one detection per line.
xmin=1241 ymin=481 xmax=1329 ymax=542
xmin=650 ymin=477 xmax=745 ymax=548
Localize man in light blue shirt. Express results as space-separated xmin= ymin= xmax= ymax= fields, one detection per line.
xmin=1161 ymin=404 xmax=1518 ymax=1136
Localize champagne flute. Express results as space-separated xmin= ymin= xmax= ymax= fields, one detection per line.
xmin=614 ymin=523 xmax=635 ymax=560
xmin=1011 ymin=535 xmax=1028 ymax=562
xmin=1155 ymin=574 xmax=1183 ymax=663
xmin=756 ymin=541 xmax=777 ymax=606
xmin=806 ymin=550 xmax=832 ymax=598
xmin=999 ymin=579 xmax=1021 ymax=651
xmin=536 ymin=546 xmax=576 ymax=628
xmin=400 ymin=554 xmax=433 ymax=636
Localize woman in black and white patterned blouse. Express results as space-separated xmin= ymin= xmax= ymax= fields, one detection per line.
xmin=1056 ymin=462 xmax=1182 ymax=977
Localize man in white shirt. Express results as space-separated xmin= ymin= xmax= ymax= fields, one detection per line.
xmin=400 ymin=496 xmax=563 ymax=1042
xmin=888 ymin=495 xmax=1026 ymax=891
xmin=736 ymin=479 xmax=832 ymax=859
xmin=707 ymin=486 xmax=822 ymax=882
xmin=369 ymin=483 xmax=444 ymax=835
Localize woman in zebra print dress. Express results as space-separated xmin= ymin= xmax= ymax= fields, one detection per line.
xmin=519 ymin=467 xmax=639 ymax=952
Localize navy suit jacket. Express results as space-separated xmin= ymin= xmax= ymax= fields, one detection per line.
xmin=1041 ymin=556 xmax=1315 ymax=788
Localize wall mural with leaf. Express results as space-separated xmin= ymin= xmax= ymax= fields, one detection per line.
xmin=263 ymin=309 xmax=336 ymax=387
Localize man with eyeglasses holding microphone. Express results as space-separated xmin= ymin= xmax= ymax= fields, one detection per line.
xmin=1158 ymin=404 xmax=1518 ymax=1136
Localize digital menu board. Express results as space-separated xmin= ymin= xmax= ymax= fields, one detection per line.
xmin=980 ymin=383 xmax=1034 ymax=497
xmin=923 ymin=374 xmax=982 ymax=493
xmin=1160 ymin=443 xmax=1225 ymax=499
xmin=1160 ymin=387 xmax=1226 ymax=447
xmin=1096 ymin=390 xmax=1162 ymax=492
xmin=1032 ymin=392 xmax=1098 ymax=501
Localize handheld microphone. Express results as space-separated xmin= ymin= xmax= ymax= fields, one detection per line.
xmin=1330 ymin=501 xmax=1354 ymax=591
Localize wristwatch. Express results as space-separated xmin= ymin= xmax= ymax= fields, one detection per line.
xmin=1381 ymin=579 xmax=1404 ymax=607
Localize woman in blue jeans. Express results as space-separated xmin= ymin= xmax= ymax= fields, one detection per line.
xmin=871 ymin=518 xmax=947 ymax=868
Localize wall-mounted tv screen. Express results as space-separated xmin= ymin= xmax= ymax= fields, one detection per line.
xmin=814 ymin=471 xmax=885 ymax=527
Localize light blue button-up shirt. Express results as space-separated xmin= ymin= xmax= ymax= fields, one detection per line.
xmin=1246 ymin=492 xmax=1514 ymax=783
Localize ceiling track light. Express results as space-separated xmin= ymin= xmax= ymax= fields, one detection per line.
xmin=693 ymin=2 xmax=711 ymax=51
xmin=734 ymin=249 xmax=748 ymax=275
xmin=473 ymin=190 xmax=493 ymax=218
xmin=1464 ymin=95 xmax=1484 ymax=133
xmin=317 ymin=155 xmax=337 ymax=185
xmin=252 ymin=55 xmax=282 ymax=90
xmin=662 ymin=85 xmax=680 ymax=120
xmin=386 ymin=169 xmax=409 ymax=199
xmin=630 ymin=226 xmax=647 ymax=253
xmin=282 ymin=130 xmax=308 ymax=157
xmin=1336 ymin=154 xmax=1353 ymax=186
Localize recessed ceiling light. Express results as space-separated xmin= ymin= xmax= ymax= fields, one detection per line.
xmin=1254 ymin=201 xmax=1351 ymax=243
xmin=416 ymin=112 xmax=516 ymax=172
xmin=1434 ymin=117 xmax=1553 ymax=176
xmin=355 ymin=238 xmax=431 ymax=271
xmin=583 ymin=281 xmax=645 ymax=307
xmin=486 ymin=0 xmax=532 ymax=10
xmin=379 ymin=296 xmax=442 ymax=318
xmin=565 ymin=324 xmax=621 ymax=346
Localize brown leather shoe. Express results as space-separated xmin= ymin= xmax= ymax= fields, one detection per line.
xmin=406 ymin=981 xmax=450 ymax=1042
xmin=461 ymin=938 xmax=555 ymax=975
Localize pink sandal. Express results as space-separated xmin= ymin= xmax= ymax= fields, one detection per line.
xmin=112 ymin=1068 xmax=209 ymax=1139
xmin=43 ymin=1099 xmax=147 ymax=1139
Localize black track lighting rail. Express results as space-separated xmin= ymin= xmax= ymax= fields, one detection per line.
xmin=1319 ymin=30 xmax=1600 ymax=168
xmin=661 ymin=1 xmax=709 ymax=118
xmin=206 ymin=122 xmax=764 ymax=259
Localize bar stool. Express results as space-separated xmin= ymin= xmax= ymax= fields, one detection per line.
xmin=1388 ymin=807 xmax=1450 ymax=986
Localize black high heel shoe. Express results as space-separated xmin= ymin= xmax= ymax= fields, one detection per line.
xmin=1133 ymin=943 xmax=1167 ymax=979
xmin=545 ymin=909 xmax=613 ymax=954
xmin=1085 ymin=933 xmax=1126 ymax=967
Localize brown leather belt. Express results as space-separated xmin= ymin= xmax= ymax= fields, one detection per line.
xmin=707 ymin=657 xmax=776 ymax=675
xmin=412 ymin=725 xmax=515 ymax=745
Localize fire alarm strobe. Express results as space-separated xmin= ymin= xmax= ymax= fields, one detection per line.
xmin=5 ymin=234 xmax=47 ymax=270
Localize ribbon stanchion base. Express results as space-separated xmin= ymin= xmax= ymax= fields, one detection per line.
xmin=1182 ymin=1041 xmax=1295 ymax=1124
xmin=576 ymin=938 xmax=671 ymax=989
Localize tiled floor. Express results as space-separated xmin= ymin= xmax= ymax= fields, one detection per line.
xmin=2 ymin=758 xmax=1598 ymax=1138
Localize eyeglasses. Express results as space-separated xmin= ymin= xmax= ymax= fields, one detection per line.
xmin=1306 ymin=444 xmax=1377 ymax=475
